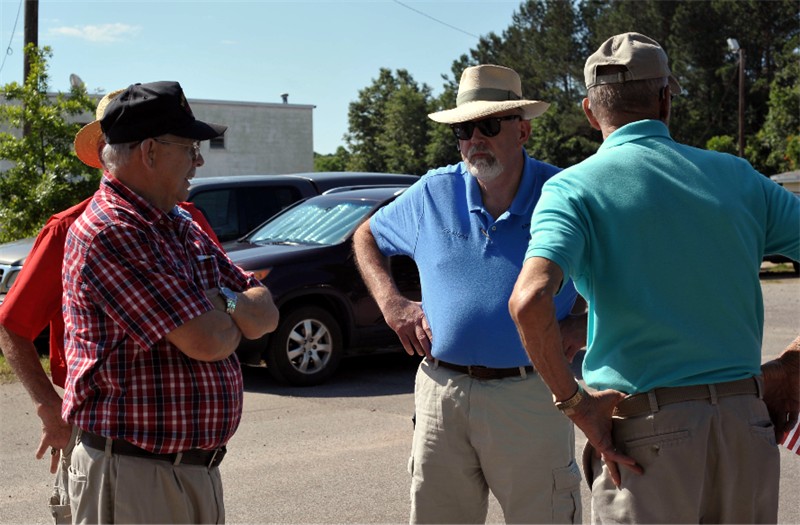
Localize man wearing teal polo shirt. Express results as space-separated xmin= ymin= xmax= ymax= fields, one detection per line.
xmin=510 ymin=32 xmax=800 ymax=523
xmin=354 ymin=64 xmax=586 ymax=524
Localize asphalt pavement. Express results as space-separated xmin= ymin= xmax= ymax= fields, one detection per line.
xmin=1 ymin=274 xmax=798 ymax=524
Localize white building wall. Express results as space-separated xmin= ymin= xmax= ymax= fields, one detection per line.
xmin=0 ymin=94 xmax=315 ymax=178
xmin=190 ymin=99 xmax=315 ymax=178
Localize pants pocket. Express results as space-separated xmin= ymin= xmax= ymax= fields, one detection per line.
xmin=551 ymin=460 xmax=582 ymax=524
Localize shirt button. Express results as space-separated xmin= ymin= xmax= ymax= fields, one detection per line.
xmin=491 ymin=226 xmax=497 ymax=231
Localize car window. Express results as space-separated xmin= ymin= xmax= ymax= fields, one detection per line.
xmin=239 ymin=186 xmax=303 ymax=234
xmin=250 ymin=200 xmax=374 ymax=246
xmin=190 ymin=189 xmax=239 ymax=241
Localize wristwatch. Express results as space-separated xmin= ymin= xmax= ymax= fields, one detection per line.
xmin=554 ymin=383 xmax=585 ymax=416
xmin=219 ymin=287 xmax=238 ymax=315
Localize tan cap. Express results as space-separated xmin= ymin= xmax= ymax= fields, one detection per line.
xmin=73 ymin=89 xmax=126 ymax=169
xmin=428 ymin=64 xmax=549 ymax=124
xmin=584 ymin=32 xmax=682 ymax=95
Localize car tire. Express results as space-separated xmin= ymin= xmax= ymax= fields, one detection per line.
xmin=266 ymin=306 xmax=344 ymax=386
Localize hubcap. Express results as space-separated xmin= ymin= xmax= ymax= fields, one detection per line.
xmin=286 ymin=319 xmax=332 ymax=374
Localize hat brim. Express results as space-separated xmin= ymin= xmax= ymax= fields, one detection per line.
xmin=428 ymin=100 xmax=550 ymax=124
xmin=74 ymin=120 xmax=104 ymax=169
xmin=170 ymin=120 xmax=228 ymax=141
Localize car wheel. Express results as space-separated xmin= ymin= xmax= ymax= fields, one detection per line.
xmin=793 ymin=261 xmax=800 ymax=276
xmin=266 ymin=306 xmax=343 ymax=386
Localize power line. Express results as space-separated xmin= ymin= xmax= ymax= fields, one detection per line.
xmin=0 ymin=0 xmax=24 ymax=77
xmin=391 ymin=0 xmax=480 ymax=40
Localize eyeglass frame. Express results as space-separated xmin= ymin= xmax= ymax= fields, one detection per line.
xmin=152 ymin=138 xmax=202 ymax=161
xmin=450 ymin=115 xmax=522 ymax=141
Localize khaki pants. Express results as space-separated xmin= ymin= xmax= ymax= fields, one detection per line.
xmin=409 ymin=358 xmax=581 ymax=524
xmin=585 ymin=392 xmax=780 ymax=523
xmin=49 ymin=426 xmax=78 ymax=524
xmin=68 ymin=440 xmax=225 ymax=524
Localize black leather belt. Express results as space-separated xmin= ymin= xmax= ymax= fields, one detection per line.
xmin=79 ymin=431 xmax=226 ymax=468
xmin=436 ymin=359 xmax=534 ymax=380
xmin=613 ymin=377 xmax=760 ymax=418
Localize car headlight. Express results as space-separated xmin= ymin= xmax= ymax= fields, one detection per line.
xmin=251 ymin=268 xmax=272 ymax=281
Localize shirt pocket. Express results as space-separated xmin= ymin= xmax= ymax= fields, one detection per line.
xmin=192 ymin=254 xmax=221 ymax=290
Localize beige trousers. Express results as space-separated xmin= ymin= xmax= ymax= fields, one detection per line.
xmin=585 ymin=391 xmax=780 ymax=523
xmin=409 ymin=358 xmax=581 ymax=524
xmin=68 ymin=440 xmax=225 ymax=524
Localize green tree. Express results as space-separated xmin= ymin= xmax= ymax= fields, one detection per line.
xmin=345 ymin=68 xmax=433 ymax=175
xmin=314 ymin=147 xmax=351 ymax=172
xmin=0 ymin=45 xmax=98 ymax=242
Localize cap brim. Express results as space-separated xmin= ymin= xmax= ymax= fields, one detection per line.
xmin=74 ymin=120 xmax=104 ymax=169
xmin=170 ymin=120 xmax=228 ymax=141
xmin=428 ymin=100 xmax=549 ymax=124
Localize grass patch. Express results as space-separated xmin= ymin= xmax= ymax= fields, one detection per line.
xmin=0 ymin=354 xmax=50 ymax=385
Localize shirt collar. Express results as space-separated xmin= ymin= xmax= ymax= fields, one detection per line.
xmin=600 ymin=119 xmax=673 ymax=152
xmin=100 ymin=173 xmax=178 ymax=225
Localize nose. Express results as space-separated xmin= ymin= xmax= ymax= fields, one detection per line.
xmin=194 ymin=151 xmax=205 ymax=167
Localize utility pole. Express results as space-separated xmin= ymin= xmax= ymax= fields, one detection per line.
xmin=23 ymin=0 xmax=38 ymax=82
xmin=22 ymin=0 xmax=38 ymax=137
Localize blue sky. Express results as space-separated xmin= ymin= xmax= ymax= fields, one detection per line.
xmin=0 ymin=0 xmax=522 ymax=155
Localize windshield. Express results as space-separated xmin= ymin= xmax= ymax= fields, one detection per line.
xmin=249 ymin=200 xmax=375 ymax=246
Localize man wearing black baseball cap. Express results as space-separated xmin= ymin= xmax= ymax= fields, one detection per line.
xmin=62 ymin=81 xmax=278 ymax=523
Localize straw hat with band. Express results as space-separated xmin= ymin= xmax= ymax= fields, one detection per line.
xmin=584 ymin=32 xmax=682 ymax=95
xmin=74 ymin=88 xmax=126 ymax=169
xmin=428 ymin=64 xmax=549 ymax=124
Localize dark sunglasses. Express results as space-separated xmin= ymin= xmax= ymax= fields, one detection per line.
xmin=450 ymin=115 xmax=521 ymax=140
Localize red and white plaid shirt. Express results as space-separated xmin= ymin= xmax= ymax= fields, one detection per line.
xmin=62 ymin=175 xmax=262 ymax=453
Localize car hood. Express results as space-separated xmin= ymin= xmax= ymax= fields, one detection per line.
xmin=0 ymin=237 xmax=36 ymax=265
xmin=224 ymin=240 xmax=338 ymax=270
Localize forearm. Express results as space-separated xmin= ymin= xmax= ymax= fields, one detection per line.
xmin=230 ymin=286 xmax=279 ymax=340
xmin=166 ymin=309 xmax=243 ymax=362
xmin=509 ymin=258 xmax=579 ymax=400
xmin=353 ymin=221 xmax=404 ymax=311
xmin=0 ymin=325 xmax=64 ymax=417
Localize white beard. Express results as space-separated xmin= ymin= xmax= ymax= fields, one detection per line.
xmin=465 ymin=147 xmax=504 ymax=182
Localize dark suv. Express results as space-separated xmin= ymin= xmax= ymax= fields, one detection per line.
xmin=187 ymin=172 xmax=419 ymax=242
xmin=0 ymin=172 xmax=418 ymax=302
xmin=225 ymin=185 xmax=421 ymax=386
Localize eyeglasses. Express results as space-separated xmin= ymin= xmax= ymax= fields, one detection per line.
xmin=450 ymin=115 xmax=521 ymax=141
xmin=153 ymin=138 xmax=201 ymax=161
xmin=659 ymin=85 xmax=675 ymax=102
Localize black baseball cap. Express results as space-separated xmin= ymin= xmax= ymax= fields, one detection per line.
xmin=100 ymin=81 xmax=227 ymax=144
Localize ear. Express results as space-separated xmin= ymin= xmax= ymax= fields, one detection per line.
xmin=658 ymin=86 xmax=671 ymax=124
xmin=582 ymin=98 xmax=601 ymax=131
xmin=519 ymin=119 xmax=532 ymax=145
xmin=138 ymin=139 xmax=157 ymax=169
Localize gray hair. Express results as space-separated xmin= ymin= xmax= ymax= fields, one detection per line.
xmin=587 ymin=71 xmax=667 ymax=123
xmin=101 ymin=142 xmax=137 ymax=172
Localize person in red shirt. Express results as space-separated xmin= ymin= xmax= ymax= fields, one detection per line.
xmin=0 ymin=88 xmax=222 ymax=524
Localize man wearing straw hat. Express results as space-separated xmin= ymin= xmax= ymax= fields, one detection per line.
xmin=354 ymin=64 xmax=585 ymax=523
xmin=510 ymin=32 xmax=799 ymax=522
xmin=0 ymin=88 xmax=220 ymax=524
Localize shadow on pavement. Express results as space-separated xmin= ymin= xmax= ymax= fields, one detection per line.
xmin=242 ymin=350 xmax=421 ymax=398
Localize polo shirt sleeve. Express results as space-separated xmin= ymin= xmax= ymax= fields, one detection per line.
xmin=369 ymin=178 xmax=426 ymax=258
xmin=0 ymin=218 xmax=67 ymax=340
xmin=79 ymin=223 xmax=214 ymax=350
xmin=762 ymin=175 xmax=800 ymax=260
xmin=526 ymin=178 xmax=589 ymax=290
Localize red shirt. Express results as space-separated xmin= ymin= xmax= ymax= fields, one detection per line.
xmin=0 ymin=198 xmax=222 ymax=389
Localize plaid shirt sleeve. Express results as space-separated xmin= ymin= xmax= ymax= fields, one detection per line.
xmin=79 ymin=221 xmax=220 ymax=350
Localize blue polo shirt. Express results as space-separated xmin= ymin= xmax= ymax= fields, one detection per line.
xmin=370 ymin=152 xmax=578 ymax=368
xmin=527 ymin=119 xmax=800 ymax=393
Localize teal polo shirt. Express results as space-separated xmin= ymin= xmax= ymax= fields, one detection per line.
xmin=527 ymin=119 xmax=800 ymax=393
xmin=371 ymin=152 xmax=577 ymax=368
